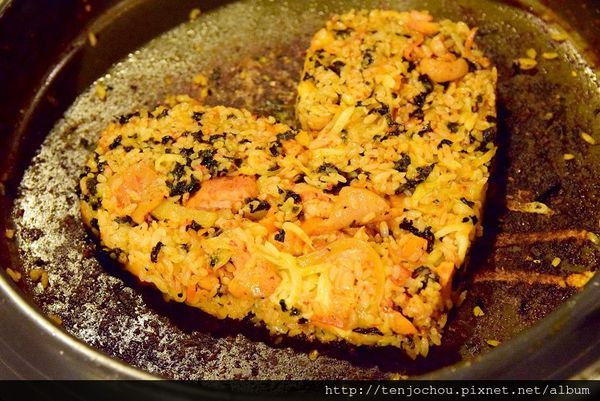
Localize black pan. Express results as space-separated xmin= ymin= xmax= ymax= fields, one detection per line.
xmin=0 ymin=0 xmax=599 ymax=386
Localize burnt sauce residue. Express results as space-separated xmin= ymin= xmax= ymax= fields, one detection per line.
xmin=10 ymin=0 xmax=600 ymax=379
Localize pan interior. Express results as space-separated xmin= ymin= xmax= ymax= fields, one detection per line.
xmin=9 ymin=0 xmax=600 ymax=379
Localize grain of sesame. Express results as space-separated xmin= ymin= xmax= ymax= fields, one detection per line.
xmin=4 ymin=229 xmax=14 ymax=239
xmin=193 ymin=73 xmax=208 ymax=86
xmin=473 ymin=306 xmax=485 ymax=317
xmin=308 ymin=349 xmax=319 ymax=361
xmin=551 ymin=257 xmax=561 ymax=267
xmin=563 ymin=153 xmax=575 ymax=160
xmin=542 ymin=52 xmax=558 ymax=60
xmin=587 ymin=231 xmax=599 ymax=244
xmin=551 ymin=31 xmax=568 ymax=42
xmin=581 ymin=132 xmax=596 ymax=145
xmin=95 ymin=83 xmax=107 ymax=101
xmin=48 ymin=313 xmax=63 ymax=325
xmin=486 ymin=339 xmax=501 ymax=347
xmin=189 ymin=8 xmax=201 ymax=21
xmin=88 ymin=31 xmax=97 ymax=47
xmin=6 ymin=268 xmax=21 ymax=282
xmin=526 ymin=48 xmax=537 ymax=59
xmin=29 ymin=268 xmax=44 ymax=282
xmin=379 ymin=221 xmax=390 ymax=237
xmin=516 ymin=58 xmax=537 ymax=70
xmin=40 ymin=271 xmax=49 ymax=289
xmin=566 ymin=272 xmax=594 ymax=288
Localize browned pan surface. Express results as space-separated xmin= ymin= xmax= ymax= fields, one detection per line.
xmin=6 ymin=0 xmax=600 ymax=379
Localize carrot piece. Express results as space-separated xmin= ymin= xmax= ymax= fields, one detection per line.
xmin=390 ymin=311 xmax=417 ymax=334
xmin=110 ymin=160 xmax=165 ymax=223
xmin=401 ymin=234 xmax=428 ymax=262
xmin=186 ymin=175 xmax=257 ymax=210
xmin=300 ymin=216 xmax=326 ymax=235
xmin=465 ymin=27 xmax=478 ymax=57
xmin=436 ymin=261 xmax=455 ymax=300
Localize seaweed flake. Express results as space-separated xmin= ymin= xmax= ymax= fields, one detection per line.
xmin=399 ymin=219 xmax=435 ymax=252
xmin=85 ymin=176 xmax=98 ymax=196
xmin=117 ymin=112 xmax=140 ymax=125
xmin=108 ymin=135 xmax=122 ymax=150
xmin=209 ymin=133 xmax=226 ymax=144
xmin=171 ymin=162 xmax=185 ymax=180
xmin=192 ymin=111 xmax=204 ymax=123
xmin=280 ymin=189 xmax=301 ymax=204
xmin=361 ymin=50 xmax=374 ymax=69
xmin=317 ymin=163 xmax=341 ymax=175
xmin=246 ymin=198 xmax=271 ymax=213
xmin=411 ymin=266 xmax=439 ymax=291
xmin=460 ymin=197 xmax=475 ymax=208
xmin=394 ymin=153 xmax=411 ymax=172
xmin=447 ymin=122 xmax=460 ymax=133
xmin=276 ymin=129 xmax=298 ymax=141
xmin=327 ymin=60 xmax=346 ymax=76
xmin=90 ymin=218 xmax=99 ymax=231
xmin=333 ymin=27 xmax=353 ymax=38
xmin=416 ymin=122 xmax=433 ymax=137
xmin=352 ymin=327 xmax=384 ymax=336
xmin=155 ymin=108 xmax=169 ymax=119
xmin=418 ymin=74 xmax=434 ymax=94
xmin=274 ymin=229 xmax=286 ymax=242
xmin=438 ymin=139 xmax=454 ymax=149
xmin=269 ymin=141 xmax=282 ymax=157
xmin=187 ymin=220 xmax=203 ymax=231
xmin=114 ymin=215 xmax=137 ymax=226
xmin=150 ymin=241 xmax=164 ymax=263
xmin=161 ymin=136 xmax=174 ymax=145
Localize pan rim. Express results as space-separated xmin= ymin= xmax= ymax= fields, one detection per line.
xmin=1 ymin=0 xmax=599 ymax=385
xmin=1 ymin=269 xmax=598 ymax=381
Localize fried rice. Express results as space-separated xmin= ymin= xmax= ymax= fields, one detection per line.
xmin=79 ymin=9 xmax=497 ymax=358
